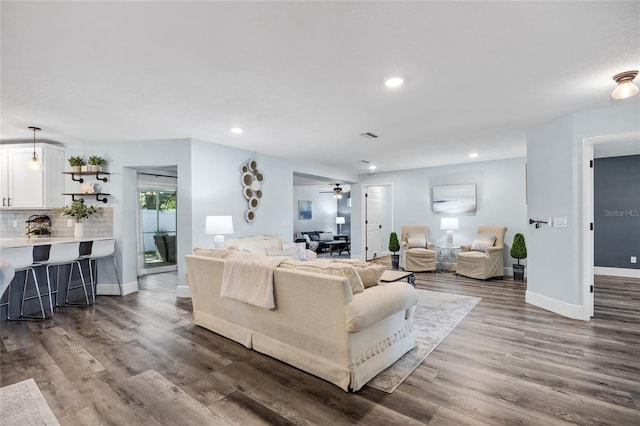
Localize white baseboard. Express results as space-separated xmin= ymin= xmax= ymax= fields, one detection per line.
xmin=525 ymin=290 xmax=589 ymax=321
xmin=97 ymin=280 xmax=138 ymax=296
xmin=594 ymin=267 xmax=640 ymax=278
xmin=176 ymin=285 xmax=191 ymax=298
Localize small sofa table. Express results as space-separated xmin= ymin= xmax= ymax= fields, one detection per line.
xmin=380 ymin=270 xmax=415 ymax=286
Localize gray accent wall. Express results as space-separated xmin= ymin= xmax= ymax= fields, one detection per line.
xmin=594 ymin=155 xmax=640 ymax=269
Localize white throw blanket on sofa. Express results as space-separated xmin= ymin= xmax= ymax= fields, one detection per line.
xmin=220 ymin=252 xmax=287 ymax=309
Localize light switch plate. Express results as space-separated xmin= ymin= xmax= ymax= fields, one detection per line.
xmin=553 ymin=217 xmax=567 ymax=227
xmin=632 ymin=256 xmax=637 ymax=264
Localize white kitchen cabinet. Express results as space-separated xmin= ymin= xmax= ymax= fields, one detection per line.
xmin=0 ymin=143 xmax=65 ymax=208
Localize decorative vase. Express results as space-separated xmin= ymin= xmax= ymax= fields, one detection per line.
xmin=81 ymin=165 xmax=88 ymax=172
xmin=391 ymin=254 xmax=400 ymax=270
xmin=74 ymin=222 xmax=84 ymax=239
xmin=513 ymin=264 xmax=525 ymax=282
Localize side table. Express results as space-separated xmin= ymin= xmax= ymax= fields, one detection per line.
xmin=380 ymin=270 xmax=415 ymax=286
xmin=437 ymin=246 xmax=461 ymax=272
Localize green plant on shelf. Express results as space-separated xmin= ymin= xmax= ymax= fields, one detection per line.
xmin=56 ymin=200 xmax=101 ymax=223
xmin=68 ymin=156 xmax=85 ymax=167
xmin=88 ymin=155 xmax=107 ymax=166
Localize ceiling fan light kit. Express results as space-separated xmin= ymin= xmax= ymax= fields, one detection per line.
xmin=333 ymin=184 xmax=343 ymax=199
xmin=611 ymin=70 xmax=639 ymax=100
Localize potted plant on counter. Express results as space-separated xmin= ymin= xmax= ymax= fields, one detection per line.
xmin=68 ymin=156 xmax=85 ymax=173
xmin=57 ymin=200 xmax=101 ymax=239
xmin=510 ymin=233 xmax=527 ymax=282
xmin=389 ymin=231 xmax=400 ymax=270
xmin=88 ymin=155 xmax=106 ymax=172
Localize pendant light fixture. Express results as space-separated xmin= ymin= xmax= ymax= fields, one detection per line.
xmin=611 ymin=70 xmax=639 ymax=100
xmin=28 ymin=126 xmax=42 ymax=170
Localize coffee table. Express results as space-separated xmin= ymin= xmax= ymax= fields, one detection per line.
xmin=380 ymin=270 xmax=415 ymax=286
xmin=326 ymin=240 xmax=349 ymax=256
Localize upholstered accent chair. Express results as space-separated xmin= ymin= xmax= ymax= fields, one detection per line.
xmin=399 ymin=226 xmax=436 ymax=272
xmin=455 ymin=225 xmax=507 ymax=280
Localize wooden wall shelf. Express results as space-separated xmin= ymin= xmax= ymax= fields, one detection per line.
xmin=62 ymin=171 xmax=110 ymax=183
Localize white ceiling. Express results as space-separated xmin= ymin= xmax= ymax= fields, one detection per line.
xmin=1 ymin=1 xmax=639 ymax=174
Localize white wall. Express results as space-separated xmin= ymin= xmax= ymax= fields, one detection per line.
xmin=526 ymin=98 xmax=640 ymax=318
xmin=355 ymin=157 xmax=528 ymax=266
xmin=66 ymin=138 xmax=192 ymax=293
xmin=65 ymin=137 xmax=360 ymax=295
xmin=293 ymin=185 xmax=338 ymax=236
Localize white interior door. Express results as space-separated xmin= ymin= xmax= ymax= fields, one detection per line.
xmin=366 ymin=186 xmax=382 ymax=260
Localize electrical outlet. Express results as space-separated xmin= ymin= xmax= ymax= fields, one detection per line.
xmin=67 ymin=219 xmax=73 ymax=227
xmin=12 ymin=220 xmax=18 ymax=228
xmin=632 ymin=256 xmax=637 ymax=264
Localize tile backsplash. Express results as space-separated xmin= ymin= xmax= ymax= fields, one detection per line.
xmin=0 ymin=208 xmax=113 ymax=238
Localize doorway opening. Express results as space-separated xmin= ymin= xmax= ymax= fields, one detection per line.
xmin=137 ymin=169 xmax=178 ymax=278
xmin=583 ymin=131 xmax=640 ymax=318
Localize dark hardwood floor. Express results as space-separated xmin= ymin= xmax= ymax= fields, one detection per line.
xmin=1 ymin=268 xmax=638 ymax=425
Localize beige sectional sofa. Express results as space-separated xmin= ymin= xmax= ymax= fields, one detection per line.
xmin=185 ymin=249 xmax=417 ymax=392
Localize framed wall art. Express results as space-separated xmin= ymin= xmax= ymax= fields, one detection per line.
xmin=432 ymin=184 xmax=477 ymax=213
xmin=298 ymin=200 xmax=312 ymax=220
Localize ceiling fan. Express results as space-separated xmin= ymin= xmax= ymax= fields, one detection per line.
xmin=320 ymin=183 xmax=344 ymax=199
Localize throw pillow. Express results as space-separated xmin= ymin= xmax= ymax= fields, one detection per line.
xmin=470 ymin=234 xmax=497 ymax=252
xmin=329 ymin=260 xmax=387 ymax=289
xmin=297 ymin=245 xmax=309 ymax=261
xmin=265 ymin=247 xmax=298 ymax=257
xmin=193 ymin=247 xmax=238 ymax=259
xmin=406 ymin=232 xmax=427 ymax=249
xmin=279 ymin=259 xmax=365 ymax=294
xmin=319 ymin=232 xmax=334 ymax=241
xmin=353 ymin=263 xmax=387 ymax=288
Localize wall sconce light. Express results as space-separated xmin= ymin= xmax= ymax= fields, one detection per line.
xmin=611 ymin=70 xmax=639 ymax=100
xmin=205 ymin=215 xmax=234 ymax=247
xmin=336 ymin=216 xmax=345 ymax=234
xmin=440 ymin=217 xmax=459 ymax=247
xmin=28 ymin=126 xmax=42 ymax=170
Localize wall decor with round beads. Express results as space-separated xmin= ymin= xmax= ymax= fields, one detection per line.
xmin=240 ymin=158 xmax=264 ymax=223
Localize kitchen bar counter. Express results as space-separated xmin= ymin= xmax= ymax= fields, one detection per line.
xmin=0 ymin=236 xmax=112 ymax=249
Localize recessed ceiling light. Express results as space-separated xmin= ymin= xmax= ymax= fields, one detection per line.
xmin=384 ymin=77 xmax=404 ymax=88
xmin=230 ymin=127 xmax=244 ymax=134
xmin=368 ymin=165 xmax=377 ymax=171
xmin=469 ymin=152 xmax=479 ymax=158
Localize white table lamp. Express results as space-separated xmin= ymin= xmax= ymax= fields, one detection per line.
xmin=440 ymin=217 xmax=459 ymax=248
xmin=336 ymin=216 xmax=345 ymax=234
xmin=205 ymin=215 xmax=234 ymax=248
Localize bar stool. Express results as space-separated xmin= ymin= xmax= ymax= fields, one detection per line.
xmin=35 ymin=242 xmax=91 ymax=307
xmin=80 ymin=239 xmax=121 ymax=300
xmin=0 ymin=246 xmax=51 ymax=320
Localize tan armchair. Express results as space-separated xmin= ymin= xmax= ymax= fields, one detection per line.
xmin=399 ymin=226 xmax=436 ymax=272
xmin=455 ymin=225 xmax=507 ymax=280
